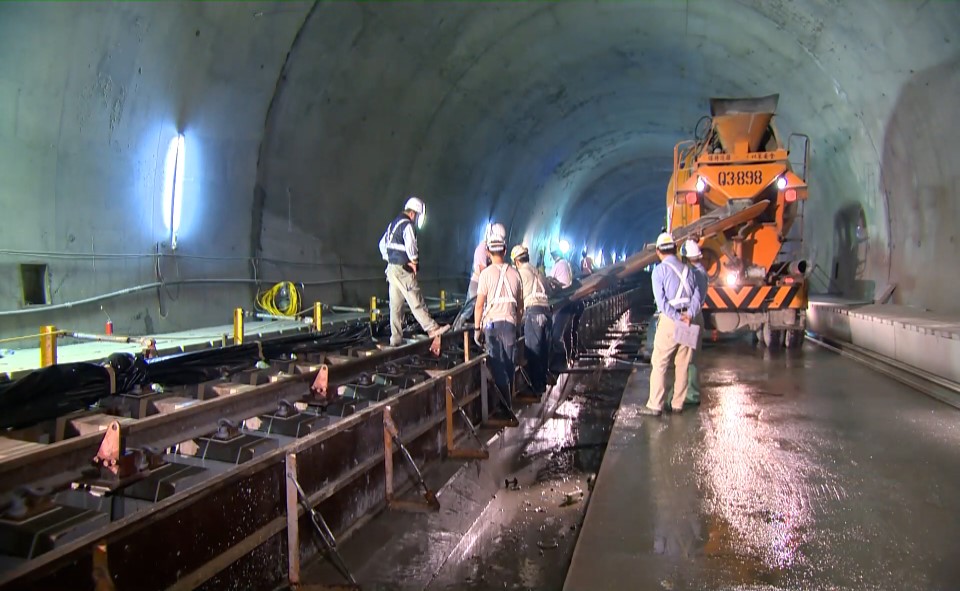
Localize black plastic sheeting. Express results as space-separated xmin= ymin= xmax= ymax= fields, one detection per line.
xmin=0 ymin=321 xmax=376 ymax=431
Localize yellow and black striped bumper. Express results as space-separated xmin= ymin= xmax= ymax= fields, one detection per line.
xmin=704 ymin=284 xmax=807 ymax=311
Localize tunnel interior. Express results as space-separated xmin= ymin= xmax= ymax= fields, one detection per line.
xmin=0 ymin=1 xmax=957 ymax=338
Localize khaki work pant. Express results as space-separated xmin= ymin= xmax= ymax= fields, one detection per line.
xmin=386 ymin=264 xmax=438 ymax=345
xmin=648 ymin=314 xmax=695 ymax=411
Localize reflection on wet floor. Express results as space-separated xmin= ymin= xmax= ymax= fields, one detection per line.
xmin=427 ymin=369 xmax=629 ymax=591
xmin=566 ymin=339 xmax=960 ymax=591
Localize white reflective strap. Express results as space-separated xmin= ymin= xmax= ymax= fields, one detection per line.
xmin=666 ymin=263 xmax=692 ymax=307
xmin=524 ymin=274 xmax=550 ymax=307
xmin=490 ymin=267 xmax=516 ymax=304
xmin=480 ymin=265 xmax=516 ymax=325
xmin=385 ymin=219 xmax=410 ymax=249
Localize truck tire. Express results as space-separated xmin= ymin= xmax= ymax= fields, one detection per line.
xmin=785 ymin=329 xmax=805 ymax=349
xmin=762 ymin=323 xmax=783 ymax=350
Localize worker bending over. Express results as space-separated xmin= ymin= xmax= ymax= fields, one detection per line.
xmin=452 ymin=224 xmax=499 ymax=331
xmin=549 ymin=249 xmax=573 ymax=289
xmin=639 ymin=232 xmax=702 ymax=416
xmin=378 ymin=197 xmax=450 ymax=347
xmin=512 ymin=244 xmax=552 ymax=397
xmin=680 ymin=239 xmax=708 ymax=405
xmin=474 ymin=225 xmax=522 ymax=413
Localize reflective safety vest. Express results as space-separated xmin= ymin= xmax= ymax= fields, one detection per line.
xmin=480 ymin=264 xmax=518 ymax=326
xmin=521 ymin=265 xmax=550 ymax=309
xmin=383 ymin=215 xmax=413 ymax=265
xmin=663 ymin=259 xmax=693 ymax=309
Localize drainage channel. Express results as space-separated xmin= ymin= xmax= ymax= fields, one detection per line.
xmin=300 ymin=310 xmax=650 ymax=590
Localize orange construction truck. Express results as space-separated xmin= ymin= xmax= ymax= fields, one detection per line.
xmin=666 ymin=95 xmax=810 ymax=349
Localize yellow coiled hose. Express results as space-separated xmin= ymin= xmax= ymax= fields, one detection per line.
xmin=256 ymin=281 xmax=301 ymax=317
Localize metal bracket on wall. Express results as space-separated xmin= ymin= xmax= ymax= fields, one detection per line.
xmin=383 ymin=406 xmax=440 ymax=513
xmin=285 ymin=452 xmax=359 ymax=590
xmin=445 ymin=376 xmax=488 ymax=460
xmin=480 ymin=362 xmax=520 ymax=429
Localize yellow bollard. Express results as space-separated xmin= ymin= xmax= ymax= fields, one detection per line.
xmin=233 ymin=308 xmax=244 ymax=345
xmin=39 ymin=325 xmax=58 ymax=367
xmin=440 ymin=290 xmax=446 ymax=312
xmin=370 ymin=296 xmax=378 ymax=323
xmin=313 ymin=302 xmax=322 ymax=331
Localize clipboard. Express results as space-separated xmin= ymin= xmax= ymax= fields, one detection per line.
xmin=674 ymin=321 xmax=701 ymax=350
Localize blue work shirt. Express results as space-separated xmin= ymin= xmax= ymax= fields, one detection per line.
xmin=691 ymin=262 xmax=708 ymax=302
xmin=652 ymin=254 xmax=702 ymax=321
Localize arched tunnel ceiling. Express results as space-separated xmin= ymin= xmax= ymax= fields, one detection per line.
xmin=258 ymin=0 xmax=958 ymax=310
xmin=0 ymin=0 xmax=957 ymax=334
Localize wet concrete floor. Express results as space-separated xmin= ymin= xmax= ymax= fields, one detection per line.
xmin=301 ymin=322 xmax=640 ymax=590
xmin=565 ymin=340 xmax=960 ymax=591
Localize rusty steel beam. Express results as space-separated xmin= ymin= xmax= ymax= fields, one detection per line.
xmin=0 ymin=331 xmax=467 ymax=494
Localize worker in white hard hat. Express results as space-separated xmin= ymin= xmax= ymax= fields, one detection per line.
xmin=549 ymin=248 xmax=573 ymax=289
xmin=474 ymin=225 xmax=523 ymax=414
xmin=511 ymin=243 xmax=553 ymax=397
xmin=639 ymin=232 xmax=702 ymax=416
xmin=452 ymin=223 xmax=501 ymax=331
xmin=378 ymin=197 xmax=450 ymax=346
xmin=679 ymin=239 xmax=707 ymax=405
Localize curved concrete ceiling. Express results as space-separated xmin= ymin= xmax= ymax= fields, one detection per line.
xmin=0 ymin=1 xmax=957 ymax=337
xmin=258 ymin=1 xmax=959 ymax=310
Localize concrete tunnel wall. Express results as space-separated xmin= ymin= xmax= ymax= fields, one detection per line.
xmin=0 ymin=1 xmax=957 ymax=344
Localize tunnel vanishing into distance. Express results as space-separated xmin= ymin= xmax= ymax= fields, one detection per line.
xmin=0 ymin=1 xmax=957 ymax=339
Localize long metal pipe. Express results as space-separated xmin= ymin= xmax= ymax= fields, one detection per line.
xmin=0 ymin=276 xmax=466 ymax=317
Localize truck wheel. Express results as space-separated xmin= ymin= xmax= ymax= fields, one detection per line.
xmin=785 ymin=329 xmax=805 ymax=349
xmin=762 ymin=324 xmax=783 ymax=350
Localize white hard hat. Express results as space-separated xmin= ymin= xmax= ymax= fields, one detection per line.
xmin=404 ymin=197 xmax=425 ymax=215
xmin=682 ymin=239 xmax=702 ymax=259
xmin=655 ymin=232 xmax=675 ymax=250
xmin=486 ymin=222 xmax=507 ymax=252
xmin=510 ymin=244 xmax=529 ymax=261
xmin=487 ymin=223 xmax=506 ymax=240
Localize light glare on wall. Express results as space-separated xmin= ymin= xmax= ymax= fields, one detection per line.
xmin=162 ymin=133 xmax=185 ymax=249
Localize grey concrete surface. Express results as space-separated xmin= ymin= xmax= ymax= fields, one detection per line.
xmin=1 ymin=2 xmax=957 ymax=340
xmin=565 ymin=343 xmax=960 ymax=591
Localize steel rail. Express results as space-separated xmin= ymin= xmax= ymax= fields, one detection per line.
xmin=0 ymin=330 xmax=467 ymax=494
xmin=0 ymin=351 xmax=485 ymax=590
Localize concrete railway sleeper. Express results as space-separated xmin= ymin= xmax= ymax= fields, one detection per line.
xmin=0 ymin=288 xmax=640 ymax=590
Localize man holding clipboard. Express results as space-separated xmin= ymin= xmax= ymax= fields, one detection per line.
xmin=638 ymin=232 xmax=703 ymax=416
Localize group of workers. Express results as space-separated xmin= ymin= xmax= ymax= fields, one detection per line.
xmin=641 ymin=232 xmax=708 ymax=415
xmin=378 ymin=198 xmax=554 ymax=416
xmin=378 ymin=196 xmax=710 ymax=418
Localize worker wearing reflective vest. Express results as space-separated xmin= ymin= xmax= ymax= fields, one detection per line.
xmin=474 ymin=225 xmax=522 ymax=412
xmin=452 ymin=224 xmax=499 ymax=331
xmin=680 ymin=239 xmax=708 ymax=405
xmin=639 ymin=232 xmax=703 ymax=416
xmin=378 ymin=197 xmax=449 ymax=347
xmin=512 ymin=244 xmax=553 ymax=396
